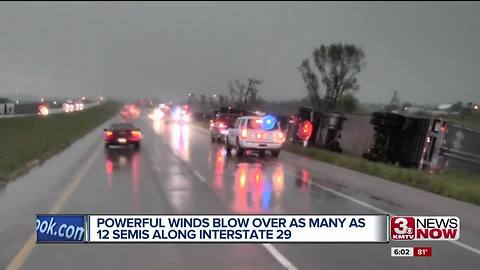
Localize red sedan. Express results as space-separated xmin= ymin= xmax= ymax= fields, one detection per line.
xmin=104 ymin=123 xmax=142 ymax=149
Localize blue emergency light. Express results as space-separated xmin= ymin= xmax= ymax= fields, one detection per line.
xmin=262 ymin=115 xmax=277 ymax=130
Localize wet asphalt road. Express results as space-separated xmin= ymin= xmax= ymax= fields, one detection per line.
xmin=0 ymin=110 xmax=479 ymax=269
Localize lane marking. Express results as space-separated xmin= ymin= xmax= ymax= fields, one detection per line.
xmin=154 ymin=137 xmax=206 ymax=184
xmin=285 ymin=171 xmax=392 ymax=215
xmin=192 ymin=170 xmax=206 ymax=183
xmin=158 ymin=136 xmax=299 ymax=270
xmin=262 ymin=244 xmax=299 ymax=270
xmin=191 ymin=168 xmax=299 ymax=269
xmin=284 ymin=171 xmax=480 ymax=256
xmin=6 ymin=147 xmax=101 ymax=270
xmin=189 ymin=170 xmax=297 ymax=269
xmin=450 ymin=239 xmax=480 ymax=256
xmin=5 ymin=235 xmax=36 ymax=270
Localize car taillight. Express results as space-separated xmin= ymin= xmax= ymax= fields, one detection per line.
xmin=241 ymin=128 xmax=248 ymax=139
xmin=131 ymin=130 xmax=142 ymax=139
xmin=218 ymin=122 xmax=225 ymax=129
xmin=104 ymin=131 xmax=113 ymax=139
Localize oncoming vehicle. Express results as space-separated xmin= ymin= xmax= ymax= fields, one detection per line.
xmin=226 ymin=115 xmax=285 ymax=157
xmin=120 ymin=104 xmax=141 ymax=120
xmin=63 ymin=100 xmax=75 ymax=113
xmin=171 ymin=105 xmax=190 ymax=123
xmin=104 ymin=123 xmax=142 ymax=149
xmin=38 ymin=104 xmax=49 ymax=116
xmin=149 ymin=103 xmax=171 ymax=121
xmin=74 ymin=101 xmax=84 ymax=111
xmin=210 ymin=113 xmax=240 ymax=143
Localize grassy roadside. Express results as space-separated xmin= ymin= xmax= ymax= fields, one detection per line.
xmin=284 ymin=143 xmax=480 ymax=206
xmin=447 ymin=111 xmax=480 ymax=130
xmin=0 ymin=101 xmax=122 ymax=182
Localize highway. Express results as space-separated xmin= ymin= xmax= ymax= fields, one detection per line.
xmin=0 ymin=109 xmax=479 ymax=270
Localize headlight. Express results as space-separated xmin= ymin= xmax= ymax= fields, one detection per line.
xmin=38 ymin=105 xmax=49 ymax=116
xmin=153 ymin=109 xmax=164 ymax=120
xmin=172 ymin=113 xmax=181 ymax=122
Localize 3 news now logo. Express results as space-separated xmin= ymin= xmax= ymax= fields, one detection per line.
xmin=390 ymin=216 xmax=460 ymax=241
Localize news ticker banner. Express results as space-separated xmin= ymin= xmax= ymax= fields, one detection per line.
xmin=36 ymin=215 xmax=460 ymax=243
xmin=37 ymin=215 xmax=387 ymax=243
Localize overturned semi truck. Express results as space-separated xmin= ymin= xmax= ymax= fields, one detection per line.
xmin=362 ymin=112 xmax=448 ymax=171
xmin=288 ymin=108 xmax=480 ymax=173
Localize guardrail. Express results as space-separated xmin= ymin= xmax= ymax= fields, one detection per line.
xmin=442 ymin=148 xmax=480 ymax=165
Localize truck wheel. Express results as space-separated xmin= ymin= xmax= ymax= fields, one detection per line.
xmin=226 ymin=139 xmax=232 ymax=155
xmin=134 ymin=142 xmax=140 ymax=150
xmin=271 ymin=150 xmax=280 ymax=158
xmin=236 ymin=138 xmax=244 ymax=157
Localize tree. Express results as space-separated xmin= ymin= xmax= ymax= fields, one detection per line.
xmin=451 ymin=101 xmax=466 ymax=118
xmin=200 ymin=94 xmax=207 ymax=111
xmin=208 ymin=95 xmax=216 ymax=109
xmin=228 ymin=80 xmax=244 ymax=107
xmin=298 ymin=60 xmax=322 ymax=109
xmin=390 ymin=90 xmax=400 ymax=109
xmin=337 ymin=93 xmax=359 ymax=113
xmin=451 ymin=101 xmax=463 ymax=112
xmin=187 ymin=93 xmax=196 ymax=106
xmin=247 ymin=90 xmax=258 ymax=106
xmin=218 ymin=94 xmax=226 ymax=107
xmin=243 ymin=78 xmax=262 ymax=107
xmin=227 ymin=78 xmax=262 ymax=108
xmin=390 ymin=90 xmax=399 ymax=105
xmin=384 ymin=90 xmax=400 ymax=112
xmin=299 ymin=43 xmax=365 ymax=112
xmin=464 ymin=102 xmax=473 ymax=116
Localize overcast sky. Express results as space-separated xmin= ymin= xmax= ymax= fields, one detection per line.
xmin=0 ymin=2 xmax=479 ymax=104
